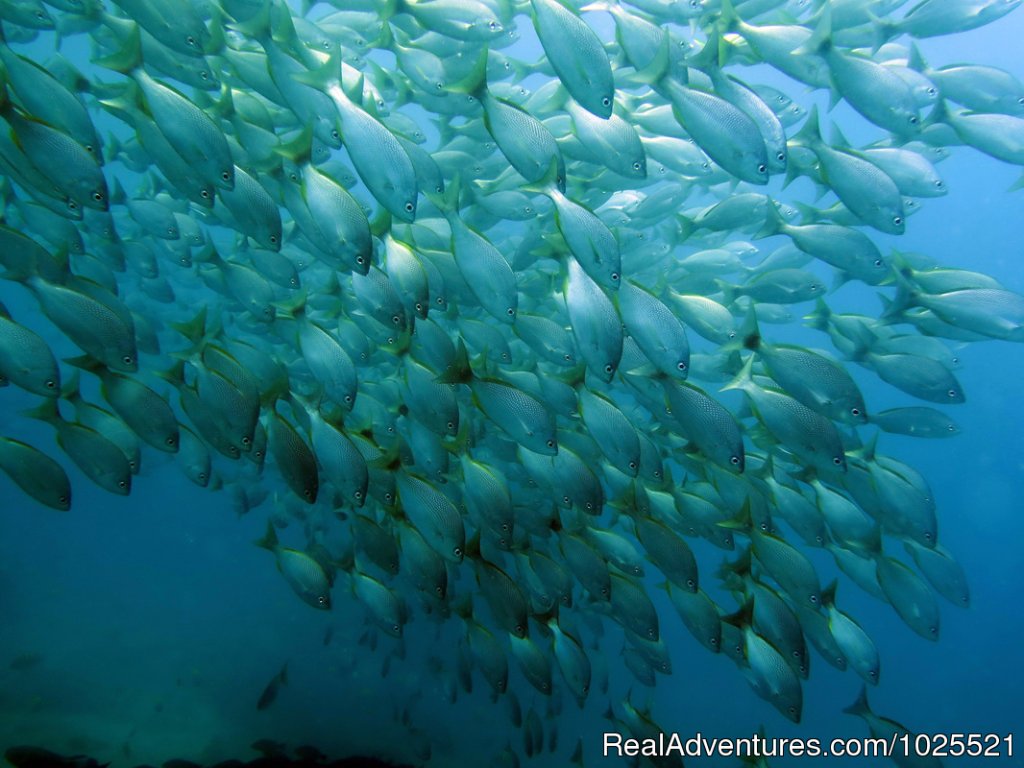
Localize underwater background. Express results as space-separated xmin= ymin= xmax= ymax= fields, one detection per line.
xmin=0 ymin=2 xmax=1023 ymax=767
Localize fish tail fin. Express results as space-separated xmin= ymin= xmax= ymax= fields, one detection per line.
xmin=274 ymin=124 xmax=315 ymax=165
xmin=829 ymin=120 xmax=851 ymax=149
xmin=94 ymin=24 xmax=142 ymax=75
xmin=64 ymin=354 xmax=105 ymax=374
xmin=229 ymin=0 xmax=273 ymax=43
xmin=739 ymin=306 xmax=761 ymax=352
xmin=60 ymin=370 xmax=82 ymax=402
xmin=793 ymin=2 xmax=832 ymax=57
xmin=520 ymin=157 xmax=562 ymax=197
xmin=435 ymin=338 xmax=473 ymax=385
xmin=843 ymin=685 xmax=871 ymax=718
xmin=169 ymin=307 xmax=209 ymax=344
xmin=23 ymin=398 xmax=61 ymax=424
xmin=154 ymin=358 xmax=186 ymax=386
xmin=109 ymin=177 xmax=127 ymax=207
xmin=717 ymin=0 xmax=740 ymax=35
xmin=715 ymin=278 xmax=737 ymax=306
xmin=803 ymin=297 xmax=832 ymax=331
xmin=369 ymin=209 xmax=393 ymax=239
xmin=906 ymin=42 xmax=927 ymax=73
xmin=864 ymin=10 xmax=894 ymax=54
xmin=821 ymin=579 xmax=837 ymax=608
xmin=96 ymin=81 xmax=145 ymax=126
xmin=255 ymin=520 xmax=279 ymax=551
xmin=791 ymin=105 xmax=822 ymax=149
xmin=1008 ymin=170 xmax=1024 ymax=193
xmin=754 ymin=200 xmax=787 ymax=239
xmin=720 ymin=596 xmax=754 ymax=631
xmin=687 ymin=30 xmax=720 ymax=74
xmin=291 ymin=48 xmax=342 ymax=94
xmin=676 ymin=214 xmax=695 ymax=242
xmin=630 ymin=33 xmax=671 ymax=85
xmin=721 ymin=354 xmax=755 ymax=394
xmin=447 ymin=46 xmax=489 ymax=99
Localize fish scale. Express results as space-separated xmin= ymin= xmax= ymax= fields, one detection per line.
xmin=0 ymin=0 xmax=1020 ymax=753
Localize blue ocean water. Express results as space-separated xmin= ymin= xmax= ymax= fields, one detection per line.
xmin=0 ymin=3 xmax=1022 ymax=768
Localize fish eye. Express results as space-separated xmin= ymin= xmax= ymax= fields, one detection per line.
xmin=165 ymin=437 xmax=176 ymax=446
xmin=729 ymin=455 xmax=740 ymax=465
xmin=603 ymin=364 xmax=614 ymax=374
xmin=242 ymin=436 xmax=252 ymax=446
xmin=446 ymin=421 xmax=454 ymax=430
xmin=935 ymin=180 xmax=944 ymax=188
xmin=601 ymin=97 xmax=611 ymax=107
xmin=909 ymin=115 xmax=919 ymax=125
xmin=832 ymin=456 xmax=843 ymax=465
xmin=677 ymin=361 xmax=687 ymax=371
xmin=611 ymin=272 xmax=620 ymax=282
xmin=927 ymin=87 xmax=937 ymax=96
xmin=809 ymin=594 xmax=818 ymax=603
xmin=405 ymin=202 xmax=414 ymax=213
xmin=851 ymin=407 xmax=861 ymax=416
xmin=200 ymin=189 xmax=210 ymax=199
xmin=776 ymin=151 xmax=786 ymax=162
xmin=874 ymin=259 xmax=883 ymax=267
xmin=303 ymin=488 xmax=313 ymax=499
xmin=221 ymin=171 xmax=230 ymax=181
xmin=488 ymin=20 xmax=498 ymax=29
xmin=391 ymin=315 xmax=401 ymax=325
xmin=269 ymin=235 xmax=278 ymax=244
xmin=59 ymin=495 xmax=69 ymax=504
xmin=68 ymin=200 xmax=78 ymax=210
xmin=947 ymin=389 xmax=958 ymax=398
xmin=546 ymin=439 xmax=555 ymax=448
xmin=186 ymin=35 xmax=196 ymax=46
xmin=318 ymin=596 xmax=327 ymax=606
xmin=506 ymin=307 xmax=515 ymax=317
xmin=632 ymin=161 xmax=641 ymax=171
xmin=757 ymin=164 xmax=767 ymax=174
xmin=893 ymin=216 xmax=903 ymax=226
xmin=200 ymin=72 xmax=209 ymax=80
xmin=122 ymin=355 xmax=133 ymax=365
xmin=562 ymin=495 xmax=571 ymax=505
xmin=385 ymin=492 xmax=394 ymax=502
xmin=93 ymin=191 xmax=104 ymax=201
xmin=45 ymin=379 xmax=56 ymax=389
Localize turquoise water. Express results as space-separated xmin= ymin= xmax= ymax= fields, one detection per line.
xmin=1 ymin=3 xmax=1023 ymax=767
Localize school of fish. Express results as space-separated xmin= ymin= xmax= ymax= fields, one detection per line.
xmin=1 ymin=0 xmax=1022 ymax=764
